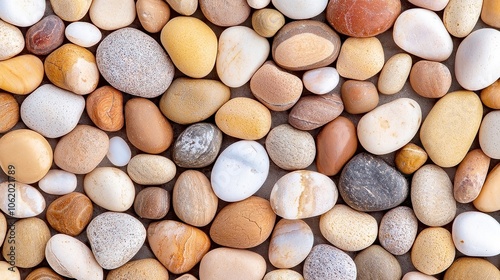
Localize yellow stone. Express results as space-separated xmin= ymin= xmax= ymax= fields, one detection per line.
xmin=473 ymin=162 xmax=500 ymax=212
xmin=50 ymin=0 xmax=93 ymax=21
xmin=481 ymin=0 xmax=500 ymax=29
xmin=252 ymin=9 xmax=285 ymax=38
xmin=394 ymin=143 xmax=428 ymax=175
xmin=444 ymin=257 xmax=500 ymax=280
xmin=0 ymin=55 xmax=43 ymax=95
xmin=411 ymin=227 xmax=455 ymax=275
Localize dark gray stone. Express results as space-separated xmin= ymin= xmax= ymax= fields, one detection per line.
xmin=304 ymin=244 xmax=357 ymax=280
xmin=172 ymin=123 xmax=222 ymax=168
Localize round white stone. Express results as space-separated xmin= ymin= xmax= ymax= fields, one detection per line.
xmin=0 ymin=20 xmax=24 ymax=60
xmin=65 ymin=22 xmax=102 ymax=48
xmin=0 ymin=0 xmax=45 ymax=27
xmin=479 ymin=111 xmax=500 ymax=159
xmin=272 ymin=0 xmax=328 ymax=19
xmin=211 ymin=140 xmax=269 ymax=202
xmin=302 ymin=67 xmax=339 ymax=95
xmin=0 ymin=181 xmax=45 ymax=218
xmin=107 ymin=136 xmax=131 ymax=167
xmin=452 ymin=211 xmax=500 ymax=257
xmin=38 ymin=169 xmax=78 ymax=195
xmin=408 ymin=0 xmax=449 ymax=11
xmin=247 ymin=0 xmax=270 ymax=9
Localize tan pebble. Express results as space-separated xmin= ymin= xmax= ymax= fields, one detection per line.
xmin=409 ymin=60 xmax=451 ymax=99
xmin=0 ymin=93 xmax=19 ymax=133
xmin=411 ymin=227 xmax=455 ymax=275
xmin=289 ymin=93 xmax=344 ymax=130
xmin=26 ymin=267 xmax=64 ymax=280
xmin=46 ymin=192 xmax=93 ymax=236
xmin=136 ymin=0 xmax=170 ymax=33
xmin=443 ymin=0 xmax=482 ymax=38
xmin=473 ymin=162 xmax=500 ymax=212
xmin=0 ymin=54 xmax=44 ymax=95
xmin=134 ymin=187 xmax=170 ymax=219
xmin=378 ymin=53 xmax=412 ymax=95
xmin=394 ymin=143 xmax=428 ymax=175
xmin=454 ymin=149 xmax=490 ymax=203
xmin=175 ymin=274 xmax=197 ymax=280
xmin=0 ymin=213 xmax=5 ymax=245
xmin=199 ymin=248 xmax=266 ymax=280
xmin=50 ymin=0 xmax=92 ymax=21
xmin=480 ymin=80 xmax=500 ymax=109
xmin=264 ymin=269 xmax=304 ymax=280
xmin=337 ymin=37 xmax=385 ymax=80
xmin=354 ymin=245 xmax=402 ymax=280
xmin=127 ymin=154 xmax=176 ymax=185
xmin=268 ymin=219 xmax=313 ymax=269
xmin=341 ymin=80 xmax=379 ymax=114
xmin=199 ymin=0 xmax=251 ymax=26
xmin=444 ymin=257 xmax=500 ymax=280
xmin=166 ymin=0 xmax=197 ymax=15
xmin=89 ymin=0 xmax=136 ymax=30
xmin=481 ymin=0 xmax=500 ymax=28
xmin=402 ymin=271 xmax=438 ymax=280
xmin=107 ymin=258 xmax=169 ymax=280
xmin=86 ymin=85 xmax=124 ymax=132
xmin=0 ymin=261 xmax=20 ymax=279
xmin=252 ymin=9 xmax=285 ymax=38
xmin=0 ymin=20 xmax=24 ymax=61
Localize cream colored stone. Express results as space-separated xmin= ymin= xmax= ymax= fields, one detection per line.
xmin=166 ymin=0 xmax=197 ymax=15
xmin=336 ymin=37 xmax=384 ymax=80
xmin=411 ymin=227 xmax=455 ymax=275
xmin=127 ymin=154 xmax=176 ymax=185
xmin=378 ymin=53 xmax=412 ymax=95
xmin=50 ymin=0 xmax=92 ymax=21
xmin=0 ymin=20 xmax=24 ymax=61
xmin=443 ymin=0 xmax=482 ymax=38
xmin=199 ymin=248 xmax=266 ymax=280
xmin=89 ymin=0 xmax=136 ymax=30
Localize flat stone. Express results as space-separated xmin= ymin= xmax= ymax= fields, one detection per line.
xmin=46 ymin=192 xmax=93 ymax=236
xmin=354 ymin=245 xmax=402 ymax=280
xmin=172 ymin=123 xmax=223 ymax=168
xmin=379 ymin=206 xmax=418 ymax=255
xmin=288 ymin=93 xmax=344 ymax=130
xmin=411 ymin=227 xmax=455 ymax=275
xmin=303 ymin=244 xmax=356 ymax=280
xmin=26 ymin=15 xmax=64 ymax=55
xmin=452 ymin=211 xmax=500 ymax=257
xmin=268 ymin=219 xmax=313 ymax=268
xmin=454 ymin=149 xmax=490 ymax=203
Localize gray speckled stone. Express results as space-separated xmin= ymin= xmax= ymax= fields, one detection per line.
xmin=379 ymin=206 xmax=418 ymax=255
xmin=96 ymin=27 xmax=174 ymax=98
xmin=172 ymin=123 xmax=223 ymax=168
xmin=339 ymin=153 xmax=409 ymax=212
xmin=303 ymin=244 xmax=356 ymax=280
xmin=354 ymin=245 xmax=402 ymax=280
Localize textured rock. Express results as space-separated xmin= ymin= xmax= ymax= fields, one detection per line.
xmin=26 ymin=15 xmax=64 ymax=55
xmin=133 ymin=187 xmax=170 ymax=220
xmin=0 ymin=54 xmax=44 ymax=95
xmin=127 ymin=154 xmax=176 ymax=185
xmin=379 ymin=206 xmax=418 ymax=255
xmin=199 ymin=248 xmax=266 ymax=280
xmin=86 ymin=85 xmax=124 ymax=132
xmin=409 ymin=60 xmax=451 ymax=98
xmin=303 ymin=244 xmax=356 ymax=280
xmin=454 ymin=149 xmax=490 ymax=203
xmin=89 ymin=0 xmax=136 ymax=30
xmin=443 ymin=0 xmax=482 ymax=38
xmin=172 ymin=123 xmax=223 ymax=168
xmin=50 ymin=0 xmax=92 ymax=21
xmin=107 ymin=259 xmax=169 ymax=280
xmin=199 ymin=0 xmax=251 ymax=26
xmin=0 ymin=20 xmax=24 ymax=60
xmin=341 ymin=80 xmax=379 ymax=114
xmin=65 ymin=21 xmax=102 ymax=48
xmin=394 ymin=143 xmax=428 ymax=175
xmin=252 ymin=9 xmax=285 ymax=38
xmin=288 ymin=93 xmax=343 ymax=130
xmin=355 ymin=245 xmax=402 ymax=280
xmin=136 ymin=0 xmax=170 ymax=33
xmin=411 ymin=227 xmax=455 ymax=275
xmin=444 ymin=257 xmax=500 ymax=280
xmin=336 ymin=37 xmax=385 ymax=80
xmin=268 ymin=219 xmax=313 ymax=268
xmin=46 ymin=192 xmax=93 ymax=236
xmin=378 ymin=53 xmax=412 ymax=95
xmin=0 ymin=93 xmax=19 ymax=133
xmin=452 ymin=211 xmax=500 ymax=257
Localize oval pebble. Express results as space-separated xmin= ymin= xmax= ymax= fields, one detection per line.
xmin=272 ymin=0 xmax=327 ymax=20
xmin=0 ymin=54 xmax=44 ymax=95
xmin=473 ymin=162 xmax=500 ymax=212
xmin=379 ymin=206 xmax=418 ymax=255
xmin=0 ymin=0 xmax=45 ymax=27
xmin=408 ymin=0 xmax=448 ymax=11
xmin=25 ymin=267 xmax=63 ymax=280
xmin=166 ymin=0 xmax=197 ymax=15
xmin=452 ymin=211 xmax=500 ymax=257
xmin=409 ymin=60 xmax=451 ymax=99
xmin=106 ymin=136 xmax=131 ymax=167
xmin=354 ymin=245 xmax=402 ymax=280
xmin=341 ymin=80 xmax=379 ymax=114
xmin=443 ymin=0 xmax=482 ymax=38
xmin=89 ymin=0 xmax=136 ymax=30
xmin=481 ymin=80 xmax=500 ymax=109
xmin=336 ymin=37 xmax=385 ymax=80
xmin=394 ymin=143 xmax=428 ymax=175
xmin=403 ymin=271 xmax=438 ymax=280
xmin=65 ymin=22 xmax=102 ymax=48
xmin=85 ymin=86 xmax=124 ymax=132
xmin=199 ymin=248 xmax=266 ymax=280
xmin=134 ymin=187 xmax=170 ymax=220
xmin=0 ymin=261 xmax=19 ymax=279
xmin=247 ymin=0 xmax=270 ymax=9
xmin=378 ymin=53 xmax=412 ymax=95
xmin=0 ymin=93 xmax=18 ymax=133
xmin=38 ymin=169 xmax=77 ymax=195
xmin=127 ymin=154 xmax=176 ymax=185
xmin=107 ymin=259 xmax=169 ymax=280
xmin=268 ymin=219 xmax=313 ymax=269
xmin=303 ymin=67 xmax=339 ymax=95
xmin=288 ymin=93 xmax=344 ymax=130
xmin=303 ymin=244 xmax=356 ymax=280
xmin=481 ymin=0 xmax=500 ymax=28
xmin=0 ymin=181 xmax=45 ymax=218
xmin=199 ymin=0 xmax=250 ymax=27
xmin=25 ymin=15 xmax=64 ymax=55
xmin=444 ymin=257 xmax=500 ymax=280
xmin=264 ymin=269 xmax=304 ymax=280
xmin=50 ymin=0 xmax=92 ymax=21
xmin=411 ymin=227 xmax=455 ymax=275
xmin=46 ymin=192 xmax=93 ymax=236
xmin=453 ymin=149 xmax=490 ymax=203
xmin=0 ymin=20 xmax=24 ymax=60
xmin=172 ymin=123 xmax=223 ymax=168
xmin=479 ymin=111 xmax=500 ymax=159
xmin=136 ymin=0 xmax=170 ymax=33
xmin=251 ymin=8 xmax=285 ymax=38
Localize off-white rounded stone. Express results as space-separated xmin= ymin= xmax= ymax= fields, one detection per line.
xmin=272 ymin=0 xmax=328 ymax=19
xmin=452 ymin=211 xmax=500 ymax=257
xmin=0 ymin=0 xmax=45 ymax=27
xmin=38 ymin=169 xmax=77 ymax=195
xmin=65 ymin=22 xmax=102 ymax=48
xmin=303 ymin=67 xmax=339 ymax=95
xmin=378 ymin=53 xmax=412 ymax=95
xmin=106 ymin=136 xmax=131 ymax=167
xmin=0 ymin=182 xmax=45 ymax=218
xmin=0 ymin=20 xmax=24 ymax=60
xmin=89 ymin=0 xmax=136 ymax=30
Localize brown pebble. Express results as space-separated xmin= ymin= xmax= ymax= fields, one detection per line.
xmin=134 ymin=187 xmax=170 ymax=220
xmin=136 ymin=0 xmax=171 ymax=33
xmin=354 ymin=245 xmax=402 ymax=280
xmin=25 ymin=267 xmax=64 ymax=280
xmin=107 ymin=258 xmax=169 ymax=280
xmin=26 ymin=15 xmax=65 ymax=55
xmin=409 ymin=60 xmax=451 ymax=99
xmin=454 ymin=149 xmax=490 ymax=203
xmin=395 ymin=143 xmax=428 ymax=175
xmin=480 ymin=80 xmax=500 ymax=109
xmin=288 ymin=93 xmax=344 ymax=130
xmin=199 ymin=0 xmax=251 ymax=27
xmin=86 ymin=85 xmax=124 ymax=132
xmin=0 ymin=92 xmax=19 ymax=133
xmin=341 ymin=80 xmax=379 ymax=114
xmin=46 ymin=192 xmax=93 ymax=236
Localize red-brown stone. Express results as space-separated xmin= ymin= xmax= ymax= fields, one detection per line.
xmin=26 ymin=15 xmax=65 ymax=55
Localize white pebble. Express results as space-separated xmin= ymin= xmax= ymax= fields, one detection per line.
xmin=452 ymin=211 xmax=500 ymax=257
xmin=39 ymin=169 xmax=77 ymax=195
xmin=0 ymin=182 xmax=45 ymax=218
xmin=0 ymin=0 xmax=45 ymax=27
xmin=107 ymin=136 xmax=132 ymax=167
xmin=247 ymin=0 xmax=270 ymax=9
xmin=302 ymin=67 xmax=339 ymax=95
xmin=272 ymin=0 xmax=328 ymax=19
xmin=408 ymin=0 xmax=449 ymax=11
xmin=89 ymin=0 xmax=136 ymax=31
xmin=65 ymin=22 xmax=102 ymax=48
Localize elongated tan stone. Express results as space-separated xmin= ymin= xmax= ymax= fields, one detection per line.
xmin=0 ymin=55 xmax=44 ymax=95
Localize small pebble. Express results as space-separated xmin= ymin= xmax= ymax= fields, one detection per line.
xmin=166 ymin=0 xmax=197 ymax=15
xmin=272 ymin=0 xmax=327 ymax=20
xmin=378 ymin=53 xmax=412 ymax=95
xmin=0 ymin=261 xmax=20 ymax=280
xmin=408 ymin=0 xmax=448 ymax=11
xmin=479 ymin=111 xmax=500 ymax=159
xmin=46 ymin=192 xmax=93 ymax=236
xmin=473 ymin=162 xmax=500 ymax=212
xmin=134 ymin=187 xmax=170 ymax=220
xmin=452 ymin=211 xmax=500 ymax=257
xmin=268 ymin=219 xmax=313 ymax=269
xmin=394 ymin=143 xmax=428 ymax=175
xmin=409 ymin=60 xmax=451 ymax=98
xmin=0 ymin=213 xmax=5 ymax=244
xmin=252 ymin=9 xmax=285 ymax=38
xmin=85 ymin=85 xmax=124 ymax=132
xmin=341 ymin=80 xmax=379 ymax=114
xmin=303 ymin=244 xmax=356 ymax=280
xmin=0 ymin=93 xmax=19 ymax=133
xmin=0 ymin=54 xmax=44 ymax=95
xmin=127 ymin=154 xmax=176 ymax=185
xmin=303 ymin=67 xmax=339 ymax=95
xmin=443 ymin=0 xmax=482 ymax=38
xmin=453 ymin=149 xmax=490 ymax=203
xmin=264 ymin=269 xmax=304 ymax=280
xmin=199 ymin=0 xmax=251 ymax=26
xmin=65 ymin=22 xmax=102 ymax=48
xmin=336 ymin=37 xmax=385 ymax=80
xmin=403 ymin=271 xmax=438 ymax=280
xmin=107 ymin=259 xmax=169 ymax=280
xmin=0 ymin=20 xmax=24 ymax=60
xmin=199 ymin=248 xmax=266 ymax=280
xmin=106 ymin=136 xmax=131 ymax=167
xmin=481 ymin=0 xmax=500 ymax=28
xmin=50 ymin=0 xmax=92 ymax=21
xmin=0 ymin=182 xmax=45 ymax=218
xmin=444 ymin=257 xmax=500 ymax=280
xmin=354 ymin=245 xmax=402 ymax=280
xmin=25 ymin=15 xmax=64 ymax=55
xmin=411 ymin=227 xmax=455 ymax=275
xmin=176 ymin=274 xmax=197 ymax=280
xmin=288 ymin=93 xmax=344 ymax=130
xmin=25 ymin=267 xmax=63 ymax=280
xmin=38 ymin=169 xmax=77 ymax=195
xmin=481 ymin=80 xmax=500 ymax=109
xmin=136 ymin=0 xmax=170 ymax=33
xmin=89 ymin=0 xmax=136 ymax=30
xmin=379 ymin=206 xmax=418 ymax=255
xmin=0 ymin=0 xmax=45 ymax=27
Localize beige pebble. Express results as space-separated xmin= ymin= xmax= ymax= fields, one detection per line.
xmin=337 ymin=37 xmax=385 ymax=80
xmin=199 ymin=0 xmax=251 ymax=26
xmin=0 ymin=20 xmax=24 ymax=61
xmin=411 ymin=227 xmax=455 ymax=275
xmin=0 ymin=213 xmax=5 ymax=245
xmin=127 ymin=154 xmax=176 ymax=185
xmin=354 ymin=245 xmax=402 ymax=280
xmin=107 ymin=258 xmax=169 ymax=280
xmin=134 ymin=187 xmax=170 ymax=220
xmin=136 ymin=0 xmax=170 ymax=33
xmin=0 ymin=182 xmax=45 ymax=218
xmin=199 ymin=248 xmax=266 ymax=280
xmin=268 ymin=219 xmax=313 ymax=269
xmin=443 ymin=0 xmax=482 ymax=38
xmin=166 ymin=0 xmax=197 ymax=15
xmin=252 ymin=9 xmax=285 ymax=38
xmin=378 ymin=53 xmax=412 ymax=95
xmin=89 ymin=0 xmax=136 ymax=30
xmin=264 ymin=269 xmax=304 ymax=280
xmin=0 ymin=261 xmax=20 ymax=279
xmin=175 ymin=274 xmax=197 ymax=280
xmin=289 ymin=93 xmax=344 ymax=130
xmin=50 ymin=0 xmax=92 ymax=21
xmin=444 ymin=257 xmax=500 ymax=280
xmin=403 ymin=271 xmax=438 ymax=280
xmin=25 ymin=267 xmax=64 ymax=280
xmin=454 ymin=149 xmax=490 ymax=203
xmin=341 ymin=80 xmax=379 ymax=114
xmin=86 ymin=85 xmax=124 ymax=132
xmin=409 ymin=60 xmax=451 ymax=99
xmin=0 ymin=92 xmax=19 ymax=133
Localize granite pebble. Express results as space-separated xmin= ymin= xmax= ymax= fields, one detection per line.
xmin=379 ymin=206 xmax=418 ymax=255
xmin=172 ymin=123 xmax=223 ymax=168
xmin=303 ymin=244 xmax=356 ymax=280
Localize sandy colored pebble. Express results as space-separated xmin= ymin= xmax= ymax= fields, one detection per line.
xmin=46 ymin=192 xmax=93 ymax=236
xmin=0 ymin=54 xmax=44 ymax=95
xmin=86 ymin=85 xmax=124 ymax=132
xmin=0 ymin=213 xmax=5 ymax=245
xmin=378 ymin=53 xmax=412 ymax=95
xmin=89 ymin=0 xmax=136 ymax=30
xmin=127 ymin=154 xmax=176 ymax=185
xmin=0 ymin=93 xmax=18 ymax=133
xmin=107 ymin=259 xmax=169 ymax=280
xmin=403 ymin=271 xmax=438 ymax=280
xmin=481 ymin=0 xmax=500 ymax=28
xmin=134 ymin=187 xmax=170 ymax=220
xmin=199 ymin=0 xmax=251 ymax=27
xmin=481 ymin=80 xmax=500 ymax=109
xmin=25 ymin=267 xmax=64 ymax=280
xmin=264 ymin=269 xmax=303 ymax=280
xmin=443 ymin=0 xmax=482 ymax=38
xmin=0 ymin=261 xmax=20 ymax=280
xmin=288 ymin=93 xmax=344 ymax=130
xmin=411 ymin=227 xmax=455 ymax=275
xmin=409 ymin=60 xmax=451 ymax=99
xmin=50 ymin=0 xmax=92 ymax=21
xmin=0 ymin=20 xmax=24 ymax=61
xmin=479 ymin=110 xmax=500 ymax=159
xmin=408 ymin=0 xmax=448 ymax=11
xmin=444 ymin=257 xmax=500 ymax=280
xmin=454 ymin=149 xmax=490 ymax=203
xmin=136 ymin=0 xmax=170 ymax=33
xmin=336 ymin=37 xmax=385 ymax=80
xmin=473 ymin=162 xmax=500 ymax=212
xmin=341 ymin=80 xmax=379 ymax=114
xmin=395 ymin=143 xmax=428 ymax=175
xmin=199 ymin=248 xmax=266 ymax=280
xmin=84 ymin=167 xmax=135 ymax=212
xmin=166 ymin=0 xmax=197 ymax=15
xmin=252 ymin=9 xmax=285 ymax=38
xmin=354 ymin=245 xmax=402 ymax=280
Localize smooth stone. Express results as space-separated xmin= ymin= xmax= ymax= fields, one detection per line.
xmin=265 ymin=124 xmax=316 ymax=170
xmin=455 ymin=28 xmax=500 ymax=90
xmin=394 ymin=143 xmax=428 ymax=175
xmin=199 ymin=0 xmax=251 ymax=26
xmin=0 ymin=0 xmax=45 ymax=27
xmin=199 ymin=248 xmax=266 ymax=280
xmin=473 ymin=162 xmax=500 ymax=212
xmin=270 ymin=170 xmax=338 ymax=219
xmin=46 ymin=192 xmax=93 ymax=236
xmin=341 ymin=80 xmax=379 ymax=114
xmin=264 ymin=269 xmax=304 ymax=280
xmin=0 ymin=182 xmax=45 ymax=218
xmin=420 ymin=91 xmax=482 ymax=167
xmin=303 ymin=244 xmax=356 ymax=280
xmin=160 ymin=78 xmax=230 ymax=125
xmin=89 ymin=0 xmax=135 ymax=30
xmin=272 ymin=0 xmax=327 ymax=19
xmin=339 ymin=153 xmax=409 ymax=212
xmin=379 ymin=206 xmax=418 ymax=255
xmin=481 ymin=0 xmax=500 ymax=28
xmin=25 ymin=267 xmax=64 ymax=280
xmin=337 ymin=37 xmax=384 ymax=80
xmin=411 ymin=227 xmax=455 ymax=275
xmin=250 ymin=61 xmax=303 ymax=111
xmin=0 ymin=20 xmax=24 ymax=60
xmin=87 ymin=212 xmax=146 ymax=269
xmin=217 ymin=26 xmax=269 ymax=87
xmin=393 ymin=8 xmax=453 ymax=61
xmin=148 ymin=220 xmax=211 ymax=274
xmin=97 ymin=27 xmax=174 ymax=98
xmin=107 ymin=259 xmax=169 ymax=280
xmin=83 ymin=167 xmax=135 ymax=212
xmin=176 ymin=274 xmax=197 ymax=280
xmin=247 ymin=0 xmax=270 ymax=9
xmin=268 ymin=219 xmax=313 ymax=269
xmin=358 ymin=98 xmax=421 ymax=155
xmin=45 ymin=234 xmax=103 ymax=279
xmin=452 ymin=211 xmax=500 ymax=257
xmin=0 ymin=54 xmax=44 ymax=95
xmin=480 ymin=111 xmax=500 ymax=159
xmin=403 ymin=271 xmax=438 ymax=280
xmin=125 ymin=98 xmax=174 ymax=154
xmin=26 ymin=15 xmax=64 ymax=55
xmin=272 ymin=20 xmax=341 ymax=71
xmin=0 ymin=213 xmax=6 ymax=245
xmin=0 ymin=93 xmax=19 ymax=133
xmin=127 ymin=154 xmax=176 ymax=185
xmin=408 ymin=0 xmax=449 ymax=11
xmin=172 ymin=123 xmax=223 ymax=168
xmin=410 ymin=60 xmax=451 ymax=98
xmin=378 ymin=53 xmax=412 ymax=95
xmin=86 ymin=85 xmax=124 ymax=132
xmin=136 ymin=0 xmax=170 ymax=33
xmin=53 ymin=125 xmax=109 ymax=174
xmin=50 ymin=0 xmax=92 ymax=21
xmin=0 ymin=261 xmax=19 ymax=279
xmin=252 ymin=9 xmax=285 ymax=38
xmin=316 ymin=116 xmax=357 ymax=176
xmin=354 ymin=245 xmax=402 ymax=280
xmin=320 ymin=204 xmax=377 ymax=252
xmin=38 ymin=169 xmax=77 ymax=195
xmin=444 ymin=257 xmax=500 ymax=280
xmin=134 ymin=187 xmax=170 ymax=220
xmin=161 ymin=16 xmax=217 ymax=78
xmin=0 ymin=129 xmax=52 ymax=184
xmin=211 ymin=140 xmax=269 ymax=202
xmin=21 ymin=84 xmax=85 ymax=138
xmin=303 ymin=67 xmax=339 ymax=95
xmin=65 ymin=22 xmax=102 ymax=48
xmin=454 ymin=149 xmax=490 ymax=203
xmin=106 ymin=136 xmax=131 ymax=167
xmin=173 ymin=170 xmax=218 ymax=227
xmin=443 ymin=0 xmax=482 ymax=38
xmin=166 ymin=0 xmax=197 ymax=15
xmin=288 ymin=93 xmax=344 ymax=130
xmin=481 ymin=80 xmax=500 ymax=109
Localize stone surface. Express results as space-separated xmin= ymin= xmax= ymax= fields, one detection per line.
xmin=341 ymin=80 xmax=379 ymax=114
xmin=0 ymin=182 xmax=45 ymax=218
xmin=288 ymin=93 xmax=344 ymax=130
xmin=89 ymin=0 xmax=135 ymax=30
xmin=50 ymin=0 xmax=92 ymax=21
xmin=0 ymin=261 xmax=19 ymax=279
xmin=268 ymin=219 xmax=313 ymax=269
xmin=0 ymin=93 xmax=19 ymax=133
xmin=0 ymin=213 xmax=6 ymax=245
xmin=106 ymin=136 xmax=131 ymax=167
xmin=0 ymin=54 xmax=44 ymax=95
xmin=411 ymin=227 xmax=455 ymax=275
xmin=199 ymin=0 xmax=251 ymax=26
xmin=46 ymin=192 xmax=93 ymax=236
xmin=25 ymin=267 xmax=63 ymax=280
xmin=379 ymin=206 xmax=418 ymax=255
xmin=303 ymin=67 xmax=339 ymax=95
xmin=403 ymin=271 xmax=438 ymax=280
xmin=408 ymin=0 xmax=448 ymax=11
xmin=394 ymin=143 xmax=428 ymax=175
xmin=454 ymin=149 xmax=490 ymax=203
xmin=133 ymin=187 xmax=170 ymax=220
xmin=0 ymin=0 xmax=45 ymax=27
xmin=65 ymin=22 xmax=101 ymax=48
xmin=264 ymin=269 xmax=304 ymax=280
xmin=479 ymin=111 xmax=500 ymax=159
xmin=199 ymin=248 xmax=266 ymax=280
xmin=481 ymin=80 xmax=500 ymax=109
xmin=127 ymin=154 xmax=176 ymax=185
xmin=176 ymin=274 xmax=197 ymax=280
xmin=481 ymin=0 xmax=500 ymax=28
xmin=26 ymin=15 xmax=64 ymax=55
xmin=452 ymin=211 xmax=500 ymax=257
xmin=0 ymin=20 xmax=24 ymax=60
xmin=444 ymin=257 xmax=500 ymax=280
xmin=172 ymin=123 xmax=223 ymax=168
xmin=303 ymin=244 xmax=356 ymax=280
xmin=378 ymin=53 xmax=412 ymax=95
xmin=252 ymin=9 xmax=285 ymax=38
xmin=409 ymin=60 xmax=451 ymax=99
xmin=443 ymin=0 xmax=482 ymax=38
xmin=272 ymin=0 xmax=327 ymax=19
xmin=107 ymin=259 xmax=169 ymax=280
xmin=354 ymin=245 xmax=402 ymax=280
xmin=337 ymin=37 xmax=385 ymax=80
xmin=136 ymin=0 xmax=170 ymax=33
xmin=166 ymin=0 xmax=197 ymax=15
xmin=38 ymin=169 xmax=77 ymax=195
xmin=473 ymin=162 xmax=500 ymax=212
xmin=86 ymin=85 xmax=124 ymax=132
xmin=247 ymin=0 xmax=270 ymax=9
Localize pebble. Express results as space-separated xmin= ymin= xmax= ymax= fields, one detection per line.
xmin=173 ymin=170 xmax=218 ymax=227
xmin=316 ymin=116 xmax=357 ymax=176
xmin=0 ymin=213 xmax=5 ymax=244
xmin=341 ymin=80 xmax=379 ymax=114
xmin=176 ymin=274 xmax=197 ymax=280
xmin=172 ymin=123 xmax=223 ymax=168
xmin=379 ymin=206 xmax=418 ymax=255
xmin=0 ymin=182 xmax=45 ymax=218
xmin=134 ymin=187 xmax=170 ymax=220
xmin=87 ymin=212 xmax=146 ymax=269
xmin=339 ymin=153 xmax=409 ymax=212
xmin=443 ymin=0 xmax=482 ymax=38
xmin=252 ymin=9 xmax=285 ymax=38
xmin=166 ymin=0 xmax=198 ymax=15
xmin=215 ymin=97 xmax=272 ymax=140
xmin=89 ymin=0 xmax=135 ymax=30
xmin=46 ymin=192 xmax=93 ymax=236
xmin=481 ymin=0 xmax=500 ymax=28
xmin=25 ymin=267 xmax=64 ymax=280
xmin=336 ymin=37 xmax=385 ymax=80
xmin=354 ymin=245 xmax=402 ymax=280
xmin=250 ymin=61 xmax=303 ymax=111
xmin=272 ymin=0 xmax=327 ymax=19
xmin=272 ymin=20 xmax=341 ymax=71
xmin=136 ymin=0 xmax=170 ymax=33
xmin=148 ymin=220 xmax=211 ymax=274
xmin=161 ymin=17 xmax=217 ymax=78
xmin=473 ymin=163 xmax=500 ymax=212
xmin=455 ymin=28 xmax=500 ymax=90
xmin=268 ymin=219 xmax=313 ymax=268
xmin=25 ymin=15 xmax=64 ymax=55
xmin=217 ymin=26 xmax=269 ymax=87
xmin=320 ymin=204 xmax=377 ymax=252
xmin=199 ymin=248 xmax=266 ymax=280
xmin=0 ymin=129 xmax=52 ymax=184
xmin=160 ymin=78 xmax=230 ymax=125
xmin=0 ymin=261 xmax=20 ymax=279
xmin=211 ymin=140 xmax=269 ymax=202
xmin=247 ymin=0 xmax=270 ymax=9
xmin=264 ymin=269 xmax=304 ymax=280
xmin=408 ymin=0 xmax=449 ymax=11
xmin=409 ymin=60 xmax=451 ymax=98
xmin=454 ymin=149 xmax=490 ymax=203
xmin=106 ymin=136 xmax=131 ymax=167
xmin=444 ymin=257 xmax=500 ymax=280
xmin=0 ymin=0 xmax=45 ymax=27
xmin=39 ymin=171 xmax=77 ymax=197
xmin=481 ymin=80 xmax=500 ymax=109
xmin=0 ymin=93 xmax=19 ymax=133
xmin=303 ymin=67 xmax=339 ymax=95
xmin=210 ymin=196 xmax=276 ymax=248
xmin=45 ymin=234 xmax=103 ymax=279
xmin=403 ymin=271 xmax=438 ymax=280
xmin=378 ymin=53 xmax=412 ymax=95
xmin=411 ymin=227 xmax=455 ymax=275
xmin=85 ymin=85 xmax=124 ymax=132
xmin=289 ymin=93 xmax=344 ymax=130
xmin=0 ymin=54 xmax=44 ymax=95
xmin=270 ymin=170 xmax=338 ymax=219
xmin=480 ymin=111 xmax=500 ymax=159
xmin=53 ymin=125 xmax=109 ymax=174
xmin=394 ymin=143 xmax=428 ymax=175
xmin=265 ymin=124 xmax=316 ymax=170
xmin=83 ymin=167 xmax=135 ymax=212
xmin=50 ymin=0 xmax=92 ymax=21
xmin=199 ymin=0 xmax=251 ymax=26
xmin=0 ymin=20 xmax=24 ymax=60
xmin=107 ymin=259 xmax=169 ymax=280
xmin=96 ymin=27 xmax=174 ymax=98
xmin=65 ymin=22 xmax=102 ymax=48
xmin=20 ymin=84 xmax=85 ymax=138
xmin=303 ymin=244 xmax=357 ymax=280
xmin=127 ymin=154 xmax=176 ymax=185
xmin=452 ymin=211 xmax=500 ymax=257
xmin=393 ymin=8 xmax=453 ymax=61
xmin=420 ymin=91 xmax=482 ymax=167
xmin=125 ymin=98 xmax=174 ymax=154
